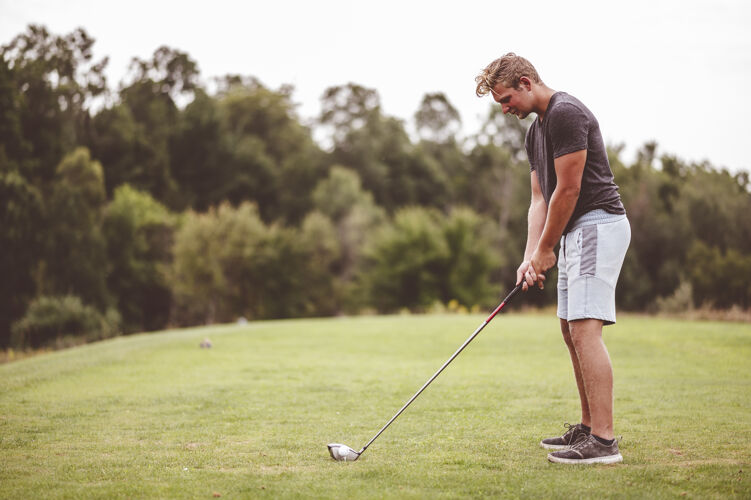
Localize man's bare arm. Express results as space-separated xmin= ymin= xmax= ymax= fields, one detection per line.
xmin=529 ymin=149 xmax=586 ymax=280
xmin=517 ymin=171 xmax=548 ymax=290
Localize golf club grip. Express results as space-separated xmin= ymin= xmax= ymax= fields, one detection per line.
xmin=484 ymin=282 xmax=523 ymax=323
xmin=360 ymin=283 xmax=522 ymax=453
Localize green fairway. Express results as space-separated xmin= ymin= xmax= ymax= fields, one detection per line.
xmin=1 ymin=313 xmax=749 ymax=499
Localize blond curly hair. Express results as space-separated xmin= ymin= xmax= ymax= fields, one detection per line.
xmin=475 ymin=53 xmax=542 ymax=97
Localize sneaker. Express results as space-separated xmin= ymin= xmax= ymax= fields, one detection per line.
xmin=547 ymin=434 xmax=623 ymax=464
xmin=540 ymin=423 xmax=589 ymax=450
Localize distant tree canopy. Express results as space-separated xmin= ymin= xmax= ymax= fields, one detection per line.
xmin=2 ymin=24 xmax=750 ymax=349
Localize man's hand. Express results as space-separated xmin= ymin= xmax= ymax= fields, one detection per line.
xmin=516 ymin=260 xmax=546 ymax=292
xmin=529 ymin=246 xmax=557 ymax=289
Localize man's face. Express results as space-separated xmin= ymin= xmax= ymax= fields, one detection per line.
xmin=490 ymin=81 xmax=533 ymax=119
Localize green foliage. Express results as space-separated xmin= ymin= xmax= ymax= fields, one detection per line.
xmin=440 ymin=208 xmax=499 ymax=307
xmin=312 ymin=166 xmax=373 ymax=222
xmin=0 ymin=168 xmax=44 ymax=346
xmin=117 ymin=80 xmax=179 ymax=203
xmin=312 ymin=167 xmax=386 ymax=311
xmin=687 ymin=241 xmax=751 ymax=309
xmin=363 ymin=207 xmax=497 ymax=312
xmin=2 ymin=23 xmax=751 ymax=349
xmin=1 ymin=24 xmax=107 ymax=184
xmin=10 ymin=294 xmax=120 ymax=348
xmin=45 ymin=147 xmax=111 ymax=310
xmin=216 ymin=81 xmax=326 ymax=223
xmin=415 ymin=92 xmax=461 ymax=144
xmin=614 ymin=145 xmax=751 ymax=310
xmin=321 ymin=83 xmax=452 ymax=211
xmin=88 ymin=103 xmax=146 ymax=196
xmin=364 ymin=208 xmax=449 ymax=311
xmin=126 ymin=46 xmax=199 ymax=99
xmin=103 ymin=185 xmax=175 ymax=333
xmin=168 ymin=89 xmax=224 ymax=210
xmin=298 ymin=211 xmax=341 ymax=315
xmin=0 ymin=58 xmax=30 ymax=167
xmin=171 ymin=202 xmax=338 ymax=324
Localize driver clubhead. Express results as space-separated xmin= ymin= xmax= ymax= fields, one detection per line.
xmin=327 ymin=443 xmax=361 ymax=461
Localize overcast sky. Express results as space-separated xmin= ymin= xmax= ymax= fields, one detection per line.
xmin=2 ymin=0 xmax=750 ymax=173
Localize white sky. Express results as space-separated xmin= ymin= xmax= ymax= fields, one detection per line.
xmin=1 ymin=0 xmax=750 ymax=173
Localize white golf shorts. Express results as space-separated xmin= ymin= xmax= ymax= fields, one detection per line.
xmin=557 ymin=211 xmax=631 ymax=325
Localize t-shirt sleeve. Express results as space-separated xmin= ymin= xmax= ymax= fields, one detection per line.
xmin=547 ymin=103 xmax=589 ymax=158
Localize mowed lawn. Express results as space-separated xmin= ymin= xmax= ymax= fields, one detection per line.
xmin=1 ymin=312 xmax=749 ymax=499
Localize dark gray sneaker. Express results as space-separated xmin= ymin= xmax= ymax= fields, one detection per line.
xmin=547 ymin=434 xmax=623 ymax=464
xmin=540 ymin=423 xmax=589 ymax=450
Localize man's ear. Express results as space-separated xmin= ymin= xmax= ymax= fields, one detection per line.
xmin=518 ymin=76 xmax=533 ymax=91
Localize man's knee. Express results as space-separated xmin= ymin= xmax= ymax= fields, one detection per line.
xmin=560 ymin=319 xmax=575 ymax=349
xmin=568 ymin=319 xmax=604 ymax=351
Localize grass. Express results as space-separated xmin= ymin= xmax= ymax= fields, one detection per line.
xmin=1 ymin=312 xmax=749 ymax=499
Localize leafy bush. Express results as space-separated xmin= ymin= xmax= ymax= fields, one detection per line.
xmin=362 ymin=207 xmax=498 ymax=312
xmin=45 ymin=148 xmax=112 ymax=311
xmin=171 ymin=202 xmax=340 ymax=324
xmin=11 ymin=295 xmax=121 ymax=349
xmin=687 ymin=241 xmax=751 ymax=309
xmin=103 ymin=184 xmax=175 ymax=333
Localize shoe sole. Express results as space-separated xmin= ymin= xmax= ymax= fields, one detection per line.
xmin=547 ymin=452 xmax=623 ymax=465
xmin=540 ymin=441 xmax=569 ymax=450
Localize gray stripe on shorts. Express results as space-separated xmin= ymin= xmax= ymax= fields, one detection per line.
xmin=580 ymin=225 xmax=597 ymax=276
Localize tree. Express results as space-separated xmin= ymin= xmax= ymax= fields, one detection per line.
xmin=414 ymin=92 xmax=468 ymax=208
xmin=321 ymin=83 xmax=450 ymax=211
xmin=363 ymin=207 xmax=449 ymax=312
xmin=44 ymin=147 xmax=110 ymax=311
xmin=312 ymin=167 xmax=386 ymax=310
xmin=440 ymin=208 xmax=499 ymax=308
xmin=168 ymin=88 xmax=224 ymax=210
xmin=687 ymin=241 xmax=751 ymax=309
xmin=361 ymin=207 xmax=499 ymax=312
xmin=171 ymin=202 xmax=333 ymax=324
xmin=0 ymin=57 xmax=31 ymax=169
xmin=0 ymin=168 xmax=44 ymax=347
xmin=298 ymin=212 xmax=340 ymax=315
xmin=125 ymin=46 xmax=199 ymax=101
xmin=216 ymin=80 xmax=326 ymax=223
xmin=103 ymin=185 xmax=175 ymax=333
xmin=1 ymin=24 xmax=107 ymax=186
xmin=87 ymin=103 xmax=142 ymax=196
xmin=475 ymin=106 xmax=532 ymax=162
xmin=415 ymin=92 xmax=461 ymax=144
xmin=92 ymin=46 xmax=200 ymax=206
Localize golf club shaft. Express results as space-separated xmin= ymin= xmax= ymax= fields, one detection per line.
xmin=359 ymin=282 xmax=524 ymax=454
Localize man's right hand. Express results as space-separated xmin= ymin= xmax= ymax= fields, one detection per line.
xmin=516 ymin=260 xmax=546 ymax=291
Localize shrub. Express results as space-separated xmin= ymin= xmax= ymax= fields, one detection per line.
xmin=171 ymin=202 xmax=340 ymax=324
xmin=361 ymin=207 xmax=498 ymax=313
xmin=103 ymin=184 xmax=175 ymax=333
xmin=11 ymin=295 xmax=121 ymax=349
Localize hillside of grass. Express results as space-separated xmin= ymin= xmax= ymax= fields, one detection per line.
xmin=1 ymin=313 xmax=749 ymax=499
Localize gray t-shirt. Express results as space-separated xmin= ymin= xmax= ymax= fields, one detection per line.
xmin=524 ymin=92 xmax=625 ymax=233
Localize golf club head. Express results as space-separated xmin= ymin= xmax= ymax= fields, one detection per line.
xmin=327 ymin=443 xmax=361 ymax=461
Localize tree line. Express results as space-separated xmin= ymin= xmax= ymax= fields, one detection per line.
xmin=2 ymin=25 xmax=750 ymax=349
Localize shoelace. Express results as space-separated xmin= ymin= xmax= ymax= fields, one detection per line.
xmin=569 ymin=432 xmax=591 ymax=450
xmin=562 ymin=422 xmax=580 ymax=444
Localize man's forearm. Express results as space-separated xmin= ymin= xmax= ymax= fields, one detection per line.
xmin=537 ymin=186 xmax=579 ymax=252
xmin=524 ymin=198 xmax=548 ymax=260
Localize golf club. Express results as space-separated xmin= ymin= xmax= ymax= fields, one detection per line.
xmin=328 ymin=281 xmax=525 ymax=461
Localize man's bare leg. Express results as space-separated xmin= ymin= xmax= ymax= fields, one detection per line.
xmin=560 ymin=319 xmax=591 ymax=428
xmin=568 ymin=318 xmax=614 ymax=440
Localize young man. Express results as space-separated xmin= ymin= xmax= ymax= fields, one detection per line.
xmin=475 ymin=53 xmax=630 ymax=464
